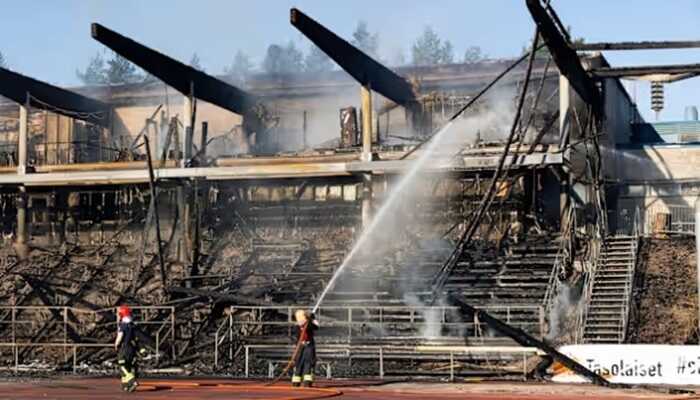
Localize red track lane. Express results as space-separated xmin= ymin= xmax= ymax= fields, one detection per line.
xmin=0 ymin=378 xmax=693 ymax=400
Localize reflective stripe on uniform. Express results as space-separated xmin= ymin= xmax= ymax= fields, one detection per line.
xmin=120 ymin=367 xmax=135 ymax=383
xmin=303 ymin=374 xmax=314 ymax=382
xmin=291 ymin=375 xmax=302 ymax=383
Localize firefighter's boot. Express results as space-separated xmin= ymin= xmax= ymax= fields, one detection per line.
xmin=126 ymin=379 xmax=138 ymax=393
xmin=119 ymin=364 xmax=136 ymax=392
xmin=302 ymin=374 xmax=313 ymax=387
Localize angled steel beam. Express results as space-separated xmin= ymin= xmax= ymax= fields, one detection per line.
xmin=525 ymin=0 xmax=602 ymax=114
xmin=576 ymin=40 xmax=700 ymax=51
xmin=591 ymin=63 xmax=700 ymax=78
xmin=91 ymin=23 xmax=258 ymax=116
xmin=290 ymin=8 xmax=416 ymax=107
xmin=448 ymin=293 xmax=612 ymax=387
xmin=0 ymin=67 xmax=110 ymax=127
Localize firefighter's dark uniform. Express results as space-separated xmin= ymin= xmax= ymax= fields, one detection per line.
xmin=292 ymin=319 xmax=318 ymax=387
xmin=117 ymin=319 xmax=147 ymax=392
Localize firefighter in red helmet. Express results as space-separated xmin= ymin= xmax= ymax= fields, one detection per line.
xmin=115 ymin=305 xmax=149 ymax=392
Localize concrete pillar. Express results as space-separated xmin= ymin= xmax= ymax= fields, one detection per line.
xmin=558 ymin=74 xmax=572 ymax=233
xmin=560 ymin=178 xmax=570 ymax=232
xmin=15 ymin=186 xmax=28 ymax=258
xmin=181 ymin=196 xmax=191 ymax=263
xmin=361 ymin=85 xmax=373 ymax=163
xmin=559 ymin=74 xmax=570 ymax=138
xmin=360 ymin=85 xmax=373 ymax=227
xmin=182 ymin=94 xmax=193 ymax=168
xmin=18 ymin=102 xmax=28 ymax=175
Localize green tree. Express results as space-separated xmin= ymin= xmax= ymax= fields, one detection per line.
xmin=521 ymin=33 xmax=550 ymax=58
xmin=224 ymin=50 xmax=254 ymax=83
xmin=522 ymin=27 xmax=584 ymax=59
xmin=262 ymin=44 xmax=283 ymax=74
xmin=463 ymin=46 xmax=485 ymax=64
xmin=77 ymin=51 xmax=146 ymax=85
xmin=411 ymin=26 xmax=454 ymax=65
xmin=351 ymin=21 xmax=379 ymax=58
xmin=104 ymin=53 xmax=143 ymax=84
xmin=189 ymin=53 xmax=204 ymax=71
xmin=442 ymin=41 xmax=454 ymax=64
xmin=304 ymin=45 xmax=334 ymax=73
xmin=76 ymin=52 xmax=107 ymax=84
xmin=262 ymin=41 xmax=304 ymax=74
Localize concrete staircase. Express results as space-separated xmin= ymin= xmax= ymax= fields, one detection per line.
xmin=582 ymin=235 xmax=638 ymax=344
xmin=320 ymin=235 xmax=559 ymax=340
xmin=230 ymin=236 xmax=561 ymax=377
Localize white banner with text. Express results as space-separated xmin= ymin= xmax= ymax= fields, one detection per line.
xmin=552 ymin=344 xmax=700 ymax=385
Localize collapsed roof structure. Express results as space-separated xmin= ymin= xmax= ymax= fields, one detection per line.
xmin=0 ymin=0 xmax=697 ymax=382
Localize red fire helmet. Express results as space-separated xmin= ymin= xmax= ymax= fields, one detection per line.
xmin=117 ymin=305 xmax=132 ymax=319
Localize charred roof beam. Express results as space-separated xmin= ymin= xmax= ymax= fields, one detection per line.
xmin=91 ymin=23 xmax=258 ymax=116
xmin=525 ymin=0 xmax=602 ymax=115
xmin=591 ymin=63 xmax=700 ymax=78
xmin=290 ymin=8 xmax=416 ymax=107
xmin=576 ymin=40 xmax=700 ymax=51
xmin=0 ymin=67 xmax=110 ymax=127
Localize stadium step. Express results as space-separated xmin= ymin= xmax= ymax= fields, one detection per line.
xmin=582 ymin=235 xmax=638 ymax=344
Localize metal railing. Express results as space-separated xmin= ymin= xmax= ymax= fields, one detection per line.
xmin=0 ymin=305 xmax=175 ymax=370
xmin=214 ymin=310 xmax=234 ymax=368
xmin=230 ymin=305 xmax=543 ymax=335
xmin=0 ymin=143 xmax=17 ymax=167
xmin=616 ymin=204 xmax=695 ymax=236
xmin=243 ymin=344 xmax=541 ymax=381
xmin=0 ymin=342 xmax=111 ymax=373
xmin=215 ymin=304 xmax=545 ymax=368
xmin=576 ymin=237 xmax=602 ymax=343
xmin=619 ymin=207 xmax=642 ymax=342
xmin=576 ymin=264 xmax=595 ymax=343
xmin=643 ymin=204 xmax=695 ymax=235
xmin=579 ymin=233 xmax=638 ymax=344
xmin=542 ymin=236 xmax=567 ymax=324
xmin=619 ymin=236 xmax=639 ymax=343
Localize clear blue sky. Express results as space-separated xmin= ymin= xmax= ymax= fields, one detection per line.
xmin=1 ymin=0 xmax=700 ymax=122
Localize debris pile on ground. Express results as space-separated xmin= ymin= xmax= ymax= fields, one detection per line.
xmin=628 ymin=237 xmax=698 ymax=344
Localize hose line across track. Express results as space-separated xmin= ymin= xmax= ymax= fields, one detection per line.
xmin=138 ymin=381 xmax=343 ymax=400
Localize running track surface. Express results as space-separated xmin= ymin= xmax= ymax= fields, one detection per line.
xmin=0 ymin=378 xmax=692 ymax=400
